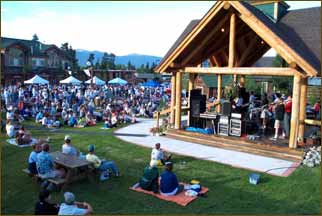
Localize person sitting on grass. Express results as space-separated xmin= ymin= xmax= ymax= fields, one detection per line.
xmin=62 ymin=135 xmax=79 ymax=156
xmin=35 ymin=189 xmax=60 ymax=215
xmin=35 ymin=111 xmax=44 ymax=123
xmin=86 ymin=144 xmax=119 ymax=180
xmin=6 ymin=120 xmax=16 ymax=138
xmin=58 ymin=192 xmax=93 ymax=215
xmin=160 ymin=162 xmax=184 ymax=196
xmin=28 ymin=144 xmax=42 ymax=175
xmin=139 ymin=160 xmax=159 ymax=194
xmin=68 ymin=113 xmax=78 ymax=127
xmin=151 ymin=143 xmax=172 ymax=165
xmin=37 ymin=143 xmax=66 ymax=179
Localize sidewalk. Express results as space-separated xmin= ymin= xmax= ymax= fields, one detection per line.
xmin=114 ymin=118 xmax=300 ymax=177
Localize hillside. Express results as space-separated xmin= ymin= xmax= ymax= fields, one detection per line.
xmin=76 ymin=49 xmax=162 ymax=68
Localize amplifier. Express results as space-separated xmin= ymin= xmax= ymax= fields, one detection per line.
xmin=218 ymin=115 xmax=229 ymax=136
xmin=229 ymin=118 xmax=242 ymax=137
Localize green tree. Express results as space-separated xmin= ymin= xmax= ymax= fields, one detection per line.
xmin=32 ymin=34 xmax=39 ymax=41
xmin=94 ymin=58 xmax=100 ymax=69
xmin=87 ymin=53 xmax=95 ymax=65
xmin=127 ymin=61 xmax=135 ymax=70
xmin=271 ymin=55 xmax=292 ymax=93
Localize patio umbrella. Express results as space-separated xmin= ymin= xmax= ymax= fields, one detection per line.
xmin=85 ymin=76 xmax=105 ymax=85
xmin=108 ymin=77 xmax=128 ymax=85
xmin=24 ymin=75 xmax=49 ymax=84
xmin=59 ymin=76 xmax=82 ymax=84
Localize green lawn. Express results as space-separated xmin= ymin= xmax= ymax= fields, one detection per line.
xmin=1 ymin=120 xmax=320 ymax=214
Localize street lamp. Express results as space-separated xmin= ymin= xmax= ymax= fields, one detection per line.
xmin=86 ymin=61 xmax=93 ymax=88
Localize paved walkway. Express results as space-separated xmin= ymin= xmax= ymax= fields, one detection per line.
xmin=115 ymin=118 xmax=300 ymax=177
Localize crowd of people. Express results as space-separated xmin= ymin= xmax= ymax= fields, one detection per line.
xmin=2 ymin=83 xmax=170 ymax=131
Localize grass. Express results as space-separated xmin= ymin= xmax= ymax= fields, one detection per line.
xmin=1 ymin=120 xmax=321 ymax=214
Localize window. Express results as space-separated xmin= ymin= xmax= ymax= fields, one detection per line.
xmin=7 ymin=48 xmax=24 ymax=66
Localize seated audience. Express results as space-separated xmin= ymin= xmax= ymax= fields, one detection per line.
xmin=35 ymin=189 xmax=59 ymax=215
xmin=35 ymin=111 xmax=44 ymax=123
xmin=139 ymin=160 xmax=159 ymax=193
xmin=6 ymin=120 xmax=16 ymax=138
xmin=37 ymin=144 xmax=65 ymax=179
xmin=16 ymin=126 xmax=32 ymax=145
xmin=160 ymin=162 xmax=183 ymax=196
xmin=28 ymin=144 xmax=42 ymax=175
xmin=58 ymin=192 xmax=93 ymax=215
xmin=86 ymin=144 xmax=119 ymax=179
xmin=62 ymin=135 xmax=79 ymax=156
xmin=151 ymin=143 xmax=172 ymax=165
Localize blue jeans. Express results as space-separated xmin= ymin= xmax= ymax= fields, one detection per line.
xmin=98 ymin=161 xmax=119 ymax=176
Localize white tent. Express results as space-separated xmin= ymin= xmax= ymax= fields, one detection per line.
xmin=24 ymin=75 xmax=49 ymax=84
xmin=59 ymin=76 xmax=82 ymax=84
xmin=85 ymin=76 xmax=105 ymax=85
xmin=108 ymin=77 xmax=128 ymax=85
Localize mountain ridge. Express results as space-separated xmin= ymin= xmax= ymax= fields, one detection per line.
xmin=76 ymin=49 xmax=162 ymax=68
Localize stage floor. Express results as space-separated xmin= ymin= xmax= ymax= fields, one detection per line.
xmin=114 ymin=118 xmax=301 ymax=177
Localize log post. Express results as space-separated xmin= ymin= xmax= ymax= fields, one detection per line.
xmin=298 ymin=77 xmax=307 ymax=140
xmin=217 ymin=74 xmax=222 ymax=113
xmin=187 ymin=73 xmax=195 ymax=126
xmin=289 ymin=75 xmax=301 ymax=148
xmin=170 ymin=72 xmax=176 ymax=127
xmin=229 ymin=13 xmax=236 ymax=90
xmin=175 ymin=72 xmax=182 ymax=129
xmin=156 ymin=111 xmax=160 ymax=128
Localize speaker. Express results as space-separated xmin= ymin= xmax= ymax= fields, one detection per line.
xmin=221 ymin=101 xmax=231 ymax=116
xmin=200 ymin=95 xmax=206 ymax=113
xmin=191 ymin=99 xmax=201 ymax=117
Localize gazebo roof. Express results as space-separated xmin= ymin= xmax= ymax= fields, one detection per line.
xmin=155 ymin=1 xmax=320 ymax=77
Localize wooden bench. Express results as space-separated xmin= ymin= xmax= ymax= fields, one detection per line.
xmin=22 ymin=168 xmax=66 ymax=188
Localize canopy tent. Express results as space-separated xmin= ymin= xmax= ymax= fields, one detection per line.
xmin=24 ymin=75 xmax=49 ymax=84
xmin=108 ymin=77 xmax=128 ymax=85
xmin=141 ymin=80 xmax=161 ymax=87
xmin=85 ymin=76 xmax=106 ymax=85
xmin=59 ymin=76 xmax=82 ymax=84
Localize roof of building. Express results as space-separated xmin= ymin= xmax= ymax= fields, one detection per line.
xmin=1 ymin=37 xmax=71 ymax=59
xmin=156 ymin=1 xmax=320 ymax=76
xmin=240 ymin=2 xmax=321 ymax=74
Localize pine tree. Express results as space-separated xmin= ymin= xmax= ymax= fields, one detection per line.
xmin=32 ymin=34 xmax=39 ymax=41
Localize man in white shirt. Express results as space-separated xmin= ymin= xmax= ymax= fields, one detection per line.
xmin=151 ymin=143 xmax=172 ymax=165
xmin=58 ymin=192 xmax=93 ymax=215
xmin=62 ymin=135 xmax=79 ymax=156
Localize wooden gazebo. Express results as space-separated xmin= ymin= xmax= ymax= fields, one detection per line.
xmin=155 ymin=1 xmax=321 ymax=149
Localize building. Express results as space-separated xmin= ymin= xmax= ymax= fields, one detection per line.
xmin=155 ymin=0 xmax=320 ymax=150
xmin=1 ymin=36 xmax=73 ymax=84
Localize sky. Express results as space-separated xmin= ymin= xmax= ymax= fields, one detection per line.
xmin=1 ymin=1 xmax=321 ymax=57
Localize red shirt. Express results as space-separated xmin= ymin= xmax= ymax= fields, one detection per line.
xmin=284 ymin=101 xmax=292 ymax=113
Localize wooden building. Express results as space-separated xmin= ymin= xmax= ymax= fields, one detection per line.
xmin=1 ymin=37 xmax=73 ymax=84
xmin=155 ymin=1 xmax=321 ymax=150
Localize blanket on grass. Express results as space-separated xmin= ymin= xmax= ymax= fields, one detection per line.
xmin=129 ymin=182 xmax=208 ymax=206
xmin=6 ymin=138 xmax=38 ymax=147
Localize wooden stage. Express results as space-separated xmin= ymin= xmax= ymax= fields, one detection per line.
xmin=165 ymin=129 xmax=304 ymax=162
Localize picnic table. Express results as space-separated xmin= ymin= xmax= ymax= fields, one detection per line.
xmin=50 ymin=151 xmax=93 ymax=186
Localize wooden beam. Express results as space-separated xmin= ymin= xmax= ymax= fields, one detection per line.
xmin=217 ymin=74 xmax=222 ymax=112
xmin=304 ymin=119 xmax=321 ymax=126
xmin=170 ymin=73 xmax=176 ymax=126
xmin=289 ymin=75 xmax=301 ymax=149
xmin=187 ymin=73 xmax=195 ymax=126
xmin=175 ymin=72 xmax=182 ymax=129
xmin=298 ymin=77 xmax=307 ymax=139
xmin=156 ymin=1 xmax=225 ymax=73
xmin=237 ymin=36 xmax=260 ymax=66
xmin=223 ymin=2 xmax=231 ymax=10
xmin=181 ymin=13 xmax=231 ymax=66
xmin=231 ymin=1 xmax=318 ymax=76
xmin=228 ymin=13 xmax=236 ymax=67
xmin=183 ymin=67 xmax=305 ymax=77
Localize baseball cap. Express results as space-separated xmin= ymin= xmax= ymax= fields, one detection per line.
xmin=64 ymin=135 xmax=71 ymax=141
xmin=64 ymin=192 xmax=75 ymax=204
xmin=88 ymin=144 xmax=95 ymax=152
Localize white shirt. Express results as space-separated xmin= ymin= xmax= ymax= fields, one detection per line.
xmin=58 ymin=203 xmax=87 ymax=215
xmin=151 ymin=148 xmax=164 ymax=161
xmin=6 ymin=124 xmax=15 ymax=138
